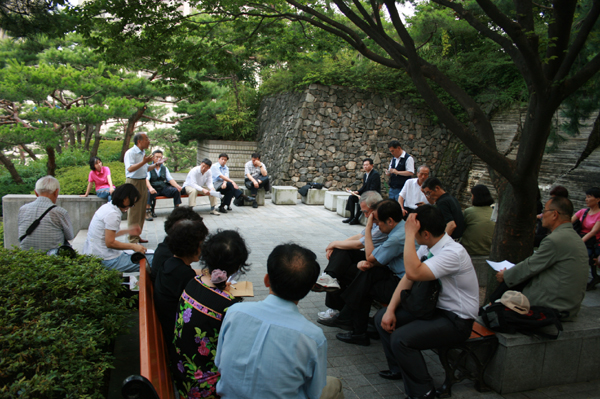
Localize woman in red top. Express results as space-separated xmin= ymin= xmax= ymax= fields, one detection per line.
xmin=80 ymin=157 xmax=115 ymax=201
xmin=571 ymin=187 xmax=600 ymax=290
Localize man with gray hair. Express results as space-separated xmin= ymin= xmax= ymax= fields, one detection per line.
xmin=398 ymin=164 xmax=430 ymax=220
xmin=181 ymin=158 xmax=223 ymax=215
xmin=18 ymin=176 xmax=74 ymax=252
xmin=124 ymin=132 xmax=159 ymax=243
xmin=315 ymin=191 xmax=388 ymax=325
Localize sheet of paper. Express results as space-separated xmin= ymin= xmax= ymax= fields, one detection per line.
xmin=124 ymin=249 xmax=154 ymax=255
xmin=486 ymin=260 xmax=515 ymax=272
xmin=229 ymin=281 xmax=254 ymax=297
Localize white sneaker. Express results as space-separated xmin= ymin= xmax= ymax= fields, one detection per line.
xmin=316 ymin=273 xmax=340 ymax=290
xmin=318 ymin=308 xmax=340 ymax=321
xmin=210 ymin=208 xmax=221 ymax=215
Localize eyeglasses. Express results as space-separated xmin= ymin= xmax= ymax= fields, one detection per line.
xmin=542 ymin=208 xmax=563 ymax=216
xmin=423 ymin=191 xmax=432 ymax=197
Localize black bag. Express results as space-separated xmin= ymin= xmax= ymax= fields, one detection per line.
xmin=479 ymin=303 xmax=565 ymax=339
xmin=401 ymin=279 xmax=441 ymax=319
xmin=298 ymin=182 xmax=324 ymax=197
xmin=573 ymin=208 xmax=596 ymax=249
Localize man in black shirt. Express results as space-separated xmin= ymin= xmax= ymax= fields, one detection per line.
xmin=421 ymin=177 xmax=465 ymax=240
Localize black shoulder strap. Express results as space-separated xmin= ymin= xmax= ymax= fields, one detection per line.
xmin=582 ymin=208 xmax=591 ymax=222
xmin=19 ymin=205 xmax=57 ymax=242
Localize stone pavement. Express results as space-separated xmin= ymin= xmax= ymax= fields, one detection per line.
xmin=107 ymin=196 xmax=600 ymax=399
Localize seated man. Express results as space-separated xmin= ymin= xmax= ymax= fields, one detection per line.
xmin=315 ymin=191 xmax=386 ymax=324
xmin=244 ymin=152 xmax=269 ymax=209
xmin=495 ymin=196 xmax=588 ymax=320
xmin=145 ymin=149 xmax=182 ymax=220
xmin=181 ymin=158 xmax=223 ymax=215
xmin=375 ymin=206 xmax=479 ymax=397
xmin=215 ymin=244 xmax=343 ymax=399
xmin=398 ymin=165 xmax=429 ymax=219
xmin=343 ymin=158 xmax=381 ymax=225
xmin=18 ymin=175 xmax=74 ymax=252
xmin=336 ymin=199 xmax=406 ymax=346
xmin=421 ymin=177 xmax=465 ymax=240
xmin=210 ymin=153 xmax=253 ymax=213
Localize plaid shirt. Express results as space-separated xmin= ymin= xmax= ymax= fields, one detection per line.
xmin=18 ymin=197 xmax=74 ymax=252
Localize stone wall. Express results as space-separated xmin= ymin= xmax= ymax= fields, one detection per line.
xmin=257 ymin=84 xmax=472 ymax=197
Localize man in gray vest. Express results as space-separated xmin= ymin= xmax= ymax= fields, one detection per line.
xmin=145 ymin=150 xmax=182 ymax=220
xmin=386 ymin=140 xmax=414 ymax=201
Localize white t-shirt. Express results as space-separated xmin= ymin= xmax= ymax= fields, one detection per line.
xmin=417 ymin=234 xmax=479 ymax=319
xmin=399 ymin=178 xmax=428 ymax=209
xmin=83 ymin=202 xmax=123 ymax=260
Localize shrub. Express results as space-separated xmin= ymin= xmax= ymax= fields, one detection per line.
xmin=56 ymin=161 xmax=126 ymax=195
xmin=0 ymin=248 xmax=132 ymax=398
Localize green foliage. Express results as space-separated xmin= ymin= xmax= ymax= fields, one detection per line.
xmin=0 ymin=222 xmax=3 ymax=247
xmin=56 ymin=161 xmax=126 ymax=195
xmin=0 ymin=248 xmax=132 ymax=398
xmin=151 ymin=128 xmax=196 ymax=172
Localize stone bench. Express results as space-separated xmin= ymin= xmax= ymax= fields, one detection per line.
xmin=301 ymin=188 xmax=327 ymax=205
xmin=324 ymin=191 xmax=348 ymax=211
xmin=482 ymin=306 xmax=600 ymax=394
xmin=242 ymin=187 xmax=265 ymax=206
xmin=336 ymin=194 xmax=352 ymax=217
xmin=272 ymin=186 xmax=298 ymax=205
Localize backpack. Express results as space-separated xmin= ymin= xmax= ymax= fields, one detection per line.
xmin=298 ymin=182 xmax=324 ymax=197
xmin=479 ymin=303 xmax=565 ymax=339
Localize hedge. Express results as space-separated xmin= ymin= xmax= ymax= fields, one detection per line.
xmin=0 ymin=249 xmax=133 ymax=398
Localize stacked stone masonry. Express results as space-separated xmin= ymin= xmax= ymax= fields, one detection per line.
xmin=256 ymin=84 xmax=472 ymax=198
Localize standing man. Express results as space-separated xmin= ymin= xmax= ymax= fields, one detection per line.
xmin=146 ymin=149 xmax=182 ymax=220
xmin=18 ymin=176 xmax=74 ymax=252
xmin=343 ymin=158 xmax=381 ymax=225
xmin=210 ymin=153 xmax=253 ymax=213
xmin=421 ymin=177 xmax=465 ymax=240
xmin=124 ymin=132 xmax=158 ymax=243
xmin=181 ymin=158 xmax=222 ymax=215
xmin=386 ymin=140 xmax=414 ymax=201
xmin=244 ymin=152 xmax=269 ymax=209
xmin=215 ymin=243 xmax=344 ymax=399
xmin=398 ymin=165 xmax=430 ymax=219
xmin=375 ymin=206 xmax=479 ymax=397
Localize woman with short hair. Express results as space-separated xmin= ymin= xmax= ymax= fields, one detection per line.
xmin=460 ymin=184 xmax=495 ymax=256
xmin=80 ymin=157 xmax=115 ymax=201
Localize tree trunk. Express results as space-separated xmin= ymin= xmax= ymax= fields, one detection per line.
xmin=120 ymin=106 xmax=147 ymax=162
xmin=19 ymin=144 xmax=37 ymax=160
xmin=84 ymin=124 xmax=94 ymax=151
xmin=90 ymin=124 xmax=102 ymax=158
xmin=0 ymin=151 xmax=24 ymax=184
xmin=46 ymin=146 xmax=56 ymax=176
xmin=68 ymin=126 xmax=76 ymax=148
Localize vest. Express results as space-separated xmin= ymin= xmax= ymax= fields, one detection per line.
xmin=149 ymin=166 xmax=168 ymax=191
xmin=389 ymin=154 xmax=411 ymax=189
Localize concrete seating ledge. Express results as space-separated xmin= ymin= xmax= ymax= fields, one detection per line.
xmin=301 ymin=188 xmax=327 ymax=205
xmin=272 ymin=186 xmax=298 ymax=205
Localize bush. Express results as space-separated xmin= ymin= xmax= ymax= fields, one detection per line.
xmin=0 ymin=248 xmax=132 ymax=398
xmin=56 ymin=161 xmax=126 ymax=195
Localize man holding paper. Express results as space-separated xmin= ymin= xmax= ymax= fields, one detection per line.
xmin=495 ymin=196 xmax=588 ymax=320
xmin=182 ymin=158 xmax=223 ymax=215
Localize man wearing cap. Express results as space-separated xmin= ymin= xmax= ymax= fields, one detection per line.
xmin=375 ymin=205 xmax=479 ymax=399
xmin=495 ymin=196 xmax=588 ymax=320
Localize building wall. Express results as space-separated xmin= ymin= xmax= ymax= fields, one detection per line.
xmin=196 ymin=139 xmax=257 ymax=181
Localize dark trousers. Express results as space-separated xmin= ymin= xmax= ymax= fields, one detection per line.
xmin=147 ymin=186 xmax=182 ymax=209
xmin=217 ymin=181 xmax=243 ymax=207
xmin=374 ymin=307 xmax=473 ymax=397
xmin=341 ymin=266 xmax=399 ymax=334
xmin=324 ymin=249 xmax=363 ymax=310
xmin=245 ymin=176 xmax=269 ymax=195
xmin=345 ymin=195 xmax=361 ymax=219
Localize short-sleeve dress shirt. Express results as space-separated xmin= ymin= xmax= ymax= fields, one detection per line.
xmin=417 ymin=234 xmax=479 ymax=320
xmin=388 ymin=151 xmax=415 ymax=173
xmin=399 ymin=177 xmax=428 ymax=209
xmin=124 ymin=145 xmax=148 ymax=179
xmin=82 ymin=201 xmax=123 ymax=260
xmin=372 ymin=220 xmax=406 ymax=278
xmin=359 ymin=224 xmax=388 ymax=247
xmin=18 ymin=197 xmax=74 ymax=252
xmin=210 ymin=163 xmax=229 ymax=185
xmin=244 ymin=160 xmax=267 ymax=180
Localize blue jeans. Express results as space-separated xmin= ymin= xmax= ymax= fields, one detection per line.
xmin=96 ymin=188 xmax=111 ymax=202
xmin=102 ymin=252 xmax=154 ymax=273
xmin=389 ymin=187 xmax=401 ymax=201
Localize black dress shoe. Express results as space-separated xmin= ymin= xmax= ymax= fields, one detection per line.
xmin=406 ymin=389 xmax=436 ymax=399
xmin=378 ymin=370 xmax=402 ymax=380
xmin=342 ymin=217 xmax=353 ymax=223
xmin=336 ymin=331 xmax=370 ymax=346
xmin=218 ymin=206 xmax=228 ymax=214
xmin=348 ymin=218 xmax=360 ymax=225
xmin=317 ymin=316 xmax=353 ymax=331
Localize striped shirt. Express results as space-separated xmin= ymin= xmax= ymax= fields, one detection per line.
xmin=18 ymin=197 xmax=74 ymax=252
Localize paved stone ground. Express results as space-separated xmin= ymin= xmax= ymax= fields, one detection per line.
xmin=103 ymin=196 xmax=600 ymax=399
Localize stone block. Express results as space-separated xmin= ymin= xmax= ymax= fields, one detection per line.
xmin=272 ymin=186 xmax=298 ymax=205
xmin=324 ymin=191 xmax=347 ymax=211
xmin=242 ymin=188 xmax=265 ymax=206
xmin=336 ymin=195 xmax=352 ymax=217
xmin=301 ymin=188 xmax=327 ymax=205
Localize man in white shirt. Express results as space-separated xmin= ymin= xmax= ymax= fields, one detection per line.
xmin=244 ymin=152 xmax=269 ymax=209
xmin=385 ymin=140 xmax=414 ymax=201
xmin=182 ymin=158 xmax=223 ymax=215
xmin=375 ymin=205 xmax=479 ymax=398
xmin=398 ymin=165 xmax=429 ymax=220
xmin=124 ymin=133 xmax=159 ymax=243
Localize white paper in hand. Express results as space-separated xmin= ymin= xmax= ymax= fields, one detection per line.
xmin=486 ymin=260 xmax=515 ymax=272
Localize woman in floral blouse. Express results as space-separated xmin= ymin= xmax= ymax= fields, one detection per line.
xmin=172 ymin=230 xmax=250 ymax=398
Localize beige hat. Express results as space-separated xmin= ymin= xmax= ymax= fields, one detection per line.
xmin=497 ymin=290 xmax=531 ymax=315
